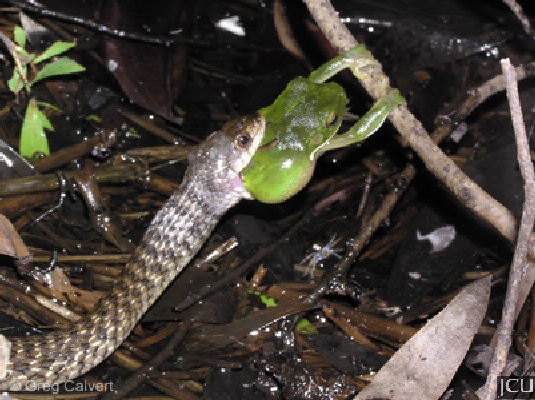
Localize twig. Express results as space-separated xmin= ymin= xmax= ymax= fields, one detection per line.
xmin=480 ymin=58 xmax=535 ymax=400
xmin=100 ymin=321 xmax=192 ymax=400
xmin=174 ymin=209 xmax=309 ymax=311
xmin=433 ymin=61 xmax=535 ymax=144
xmin=307 ymin=164 xmax=415 ymax=303
xmin=501 ymin=0 xmax=534 ymax=37
xmin=31 ymin=253 xmax=132 ymax=263
xmin=3 ymin=0 xmax=206 ymax=46
xmin=32 ymin=134 xmax=105 ymax=172
xmin=303 ymin=0 xmax=518 ymax=244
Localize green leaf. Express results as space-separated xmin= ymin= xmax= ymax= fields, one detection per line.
xmin=86 ymin=115 xmax=102 ymax=122
xmin=246 ymin=290 xmax=278 ymax=308
xmin=34 ymin=41 xmax=76 ymax=64
xmin=13 ymin=26 xmax=26 ymax=48
xmin=296 ymin=319 xmax=317 ymax=334
xmin=8 ymin=70 xmax=22 ymax=93
xmin=8 ymin=64 xmax=28 ymax=93
xmin=37 ymin=101 xmax=63 ymax=113
xmin=20 ymin=99 xmax=53 ymax=157
xmin=32 ymin=57 xmax=85 ymax=85
xmin=36 ymin=108 xmax=54 ymax=131
xmin=260 ymin=294 xmax=277 ymax=308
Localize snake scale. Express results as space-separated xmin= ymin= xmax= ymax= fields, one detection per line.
xmin=0 ymin=113 xmax=265 ymax=391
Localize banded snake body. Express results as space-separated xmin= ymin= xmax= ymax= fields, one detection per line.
xmin=0 ymin=113 xmax=266 ymax=390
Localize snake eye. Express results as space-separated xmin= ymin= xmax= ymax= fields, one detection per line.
xmin=236 ymin=133 xmax=251 ymax=148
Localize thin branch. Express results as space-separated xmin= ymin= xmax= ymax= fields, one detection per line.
xmin=501 ymin=0 xmax=534 ymax=37
xmin=307 ymin=164 xmax=416 ymax=303
xmin=3 ymin=0 xmax=206 ymax=46
xmin=299 ymin=2 xmax=535 ymax=398
xmin=480 ymin=58 xmax=535 ymax=400
xmin=303 ymin=0 xmax=519 ymax=244
xmin=433 ymin=61 xmax=535 ymax=144
xmin=100 ymin=321 xmax=192 ymax=400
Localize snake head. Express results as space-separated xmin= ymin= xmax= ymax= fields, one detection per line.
xmin=220 ymin=112 xmax=266 ymax=176
xmin=186 ymin=113 xmax=266 ymax=209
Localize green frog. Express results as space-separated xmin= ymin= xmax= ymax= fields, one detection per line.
xmin=242 ymin=45 xmax=405 ymax=203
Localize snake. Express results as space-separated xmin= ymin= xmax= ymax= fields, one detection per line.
xmin=0 ymin=113 xmax=266 ymax=391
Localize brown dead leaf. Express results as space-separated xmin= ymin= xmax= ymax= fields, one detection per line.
xmin=0 ymin=214 xmax=30 ymax=258
xmin=356 ymin=276 xmax=491 ymax=400
xmin=0 ymin=334 xmax=10 ymax=380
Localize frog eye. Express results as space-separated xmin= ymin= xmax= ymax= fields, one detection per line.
xmin=326 ymin=111 xmax=339 ymax=128
xmin=236 ymin=133 xmax=252 ymax=148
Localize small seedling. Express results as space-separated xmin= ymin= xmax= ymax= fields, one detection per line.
xmin=7 ymin=25 xmax=85 ymax=158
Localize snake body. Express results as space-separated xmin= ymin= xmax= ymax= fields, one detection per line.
xmin=1 ymin=113 xmax=265 ymax=390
